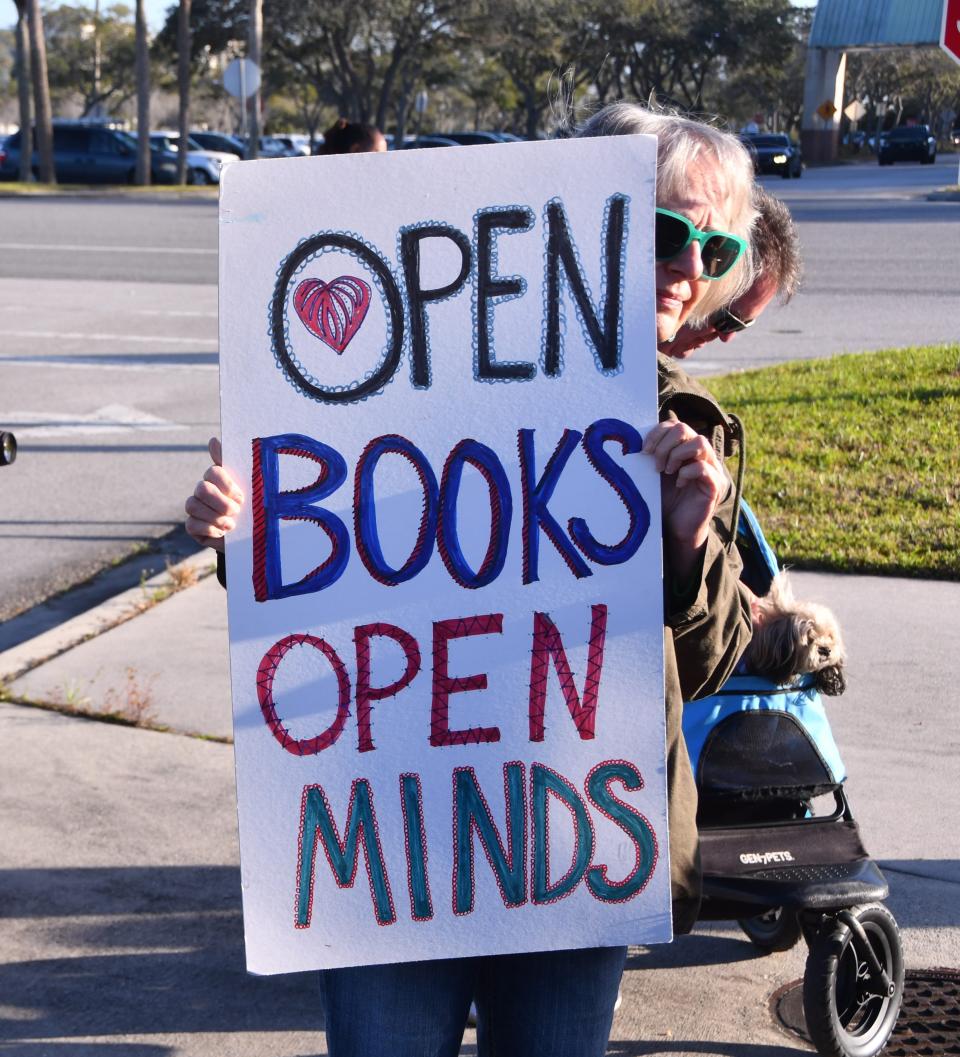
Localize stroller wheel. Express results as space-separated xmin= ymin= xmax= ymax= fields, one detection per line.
xmin=0 ymin=432 xmax=16 ymax=466
xmin=738 ymin=907 xmax=802 ymax=953
xmin=802 ymin=903 xmax=904 ymax=1057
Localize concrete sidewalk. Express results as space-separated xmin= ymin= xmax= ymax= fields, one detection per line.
xmin=1 ymin=561 xmax=957 ymax=1056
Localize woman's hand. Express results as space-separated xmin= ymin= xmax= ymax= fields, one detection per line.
xmin=184 ymin=437 xmax=244 ymax=553
xmin=643 ymin=412 xmax=725 ymax=577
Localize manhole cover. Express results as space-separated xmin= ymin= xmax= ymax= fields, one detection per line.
xmin=772 ymin=968 xmax=960 ymax=1055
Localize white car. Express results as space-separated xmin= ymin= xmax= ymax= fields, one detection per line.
xmin=274 ymin=134 xmax=313 ymax=156
xmin=149 ymin=131 xmax=238 ymax=184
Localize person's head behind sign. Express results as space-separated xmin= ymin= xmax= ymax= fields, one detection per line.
xmin=319 ymin=119 xmax=388 ymax=156
xmin=664 ymin=186 xmax=803 ymax=360
xmin=577 ymin=102 xmax=756 ymax=345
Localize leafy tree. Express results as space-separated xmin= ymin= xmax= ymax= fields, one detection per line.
xmin=156 ymin=0 xmax=246 ymax=59
xmin=584 ymin=0 xmax=796 ymax=114
xmin=479 ymin=0 xmax=598 ymax=140
xmin=715 ymin=4 xmax=812 ymax=132
xmin=42 ymin=3 xmax=137 ymax=115
xmin=847 ymin=48 xmax=960 ymax=140
xmin=264 ymin=0 xmax=467 ymax=133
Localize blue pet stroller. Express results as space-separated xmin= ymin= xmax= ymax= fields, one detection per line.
xmin=683 ymin=502 xmax=905 ymax=1057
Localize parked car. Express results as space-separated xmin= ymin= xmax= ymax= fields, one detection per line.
xmin=272 ymin=134 xmax=312 ymax=156
xmin=149 ymin=131 xmax=237 ymax=184
xmin=0 ymin=122 xmax=179 ymax=184
xmin=235 ymin=135 xmax=301 ymax=158
xmin=740 ymin=132 xmax=802 ymax=178
xmin=440 ymin=131 xmax=512 ymax=146
xmin=189 ymin=130 xmax=245 ymax=157
xmin=401 ymin=135 xmax=461 ymax=149
xmin=877 ymin=125 xmax=937 ymax=165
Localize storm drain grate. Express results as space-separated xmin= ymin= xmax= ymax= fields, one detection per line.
xmin=771 ymin=968 xmax=960 ymax=1055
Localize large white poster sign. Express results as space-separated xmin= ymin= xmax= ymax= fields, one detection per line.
xmin=219 ymin=136 xmax=668 ymax=974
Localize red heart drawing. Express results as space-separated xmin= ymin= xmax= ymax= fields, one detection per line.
xmin=293 ymin=275 xmax=371 ymax=354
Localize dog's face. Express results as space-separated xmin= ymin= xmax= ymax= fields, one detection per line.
xmin=746 ymin=575 xmax=847 ymax=694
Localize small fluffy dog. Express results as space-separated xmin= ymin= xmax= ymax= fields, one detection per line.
xmin=744 ymin=572 xmax=847 ymax=696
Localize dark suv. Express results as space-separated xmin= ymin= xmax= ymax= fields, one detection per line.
xmin=740 ymin=133 xmax=803 ymax=178
xmin=0 ymin=123 xmax=180 ymax=184
xmin=877 ymin=125 xmax=937 ymax=166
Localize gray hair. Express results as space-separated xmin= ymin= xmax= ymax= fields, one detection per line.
xmin=576 ymin=102 xmax=757 ymax=323
xmin=750 ymin=186 xmax=803 ymax=304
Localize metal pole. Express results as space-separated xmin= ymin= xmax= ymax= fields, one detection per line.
xmin=239 ymin=59 xmax=246 ymax=142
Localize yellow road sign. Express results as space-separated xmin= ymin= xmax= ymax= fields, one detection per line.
xmin=817 ymin=100 xmax=838 ymax=121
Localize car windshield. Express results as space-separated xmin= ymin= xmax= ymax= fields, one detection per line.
xmin=115 ymin=131 xmax=138 ymax=151
xmin=887 ymin=128 xmax=924 ymax=140
xmin=746 ymin=136 xmax=789 ymax=147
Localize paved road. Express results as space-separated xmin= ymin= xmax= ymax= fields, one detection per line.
xmin=0 ymin=195 xmax=217 ymax=284
xmin=0 ymin=154 xmax=956 ymax=626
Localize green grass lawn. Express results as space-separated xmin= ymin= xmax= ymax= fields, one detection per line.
xmin=709 ymin=344 xmax=960 ymax=579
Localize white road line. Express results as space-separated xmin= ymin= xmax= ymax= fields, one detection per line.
xmin=0 ymin=405 xmax=185 ymax=437
xmin=6 ymin=330 xmax=217 ymax=346
xmin=135 ymin=309 xmax=218 ymax=318
xmin=0 ymin=356 xmax=217 ymax=372
xmin=0 ymin=242 xmax=216 ymax=255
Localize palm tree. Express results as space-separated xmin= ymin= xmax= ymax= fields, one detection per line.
xmin=25 ymin=0 xmax=53 ymax=183
xmin=135 ymin=0 xmax=151 ymax=185
xmin=247 ymin=0 xmax=261 ymax=159
xmin=176 ymin=0 xmax=191 ymax=184
xmin=12 ymin=0 xmax=33 ymax=182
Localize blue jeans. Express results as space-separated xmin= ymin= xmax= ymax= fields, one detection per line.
xmin=318 ymin=945 xmax=627 ymax=1057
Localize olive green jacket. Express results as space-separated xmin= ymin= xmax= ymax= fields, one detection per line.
xmin=658 ymin=354 xmax=753 ymax=933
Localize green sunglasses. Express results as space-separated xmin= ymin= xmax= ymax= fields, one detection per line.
xmin=655 ymin=208 xmax=747 ymax=280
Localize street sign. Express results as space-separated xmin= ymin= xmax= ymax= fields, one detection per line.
xmin=224 ymin=57 xmax=261 ymax=99
xmin=816 ymin=100 xmax=837 ymax=121
xmin=844 ymin=100 xmax=867 ymax=122
xmin=942 ymin=0 xmax=960 ymax=66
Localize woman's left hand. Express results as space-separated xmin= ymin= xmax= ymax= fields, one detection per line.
xmin=643 ymin=412 xmax=725 ymax=574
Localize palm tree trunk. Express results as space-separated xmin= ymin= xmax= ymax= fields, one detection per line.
xmin=247 ymin=0 xmax=262 ymax=159
xmin=135 ymin=0 xmax=151 ymax=185
xmin=25 ymin=0 xmax=53 ymax=183
xmin=13 ymin=0 xmax=33 ymax=183
xmin=176 ymin=0 xmax=191 ymax=185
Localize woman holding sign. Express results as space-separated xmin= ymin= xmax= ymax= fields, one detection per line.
xmin=186 ymin=102 xmax=755 ymax=1056
xmin=578 ymin=100 xmax=758 ymax=944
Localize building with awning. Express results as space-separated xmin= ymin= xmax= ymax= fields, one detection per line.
xmin=803 ymin=0 xmax=946 ymax=162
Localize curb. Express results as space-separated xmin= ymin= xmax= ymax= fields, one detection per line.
xmin=0 ymin=185 xmax=218 ymax=201
xmin=0 ymin=551 xmax=216 ymax=684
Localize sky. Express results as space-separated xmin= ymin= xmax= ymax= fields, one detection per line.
xmin=144 ymin=0 xmax=176 ymax=33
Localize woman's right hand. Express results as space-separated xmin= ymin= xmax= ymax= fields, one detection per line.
xmin=184 ymin=437 xmax=244 ymax=553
